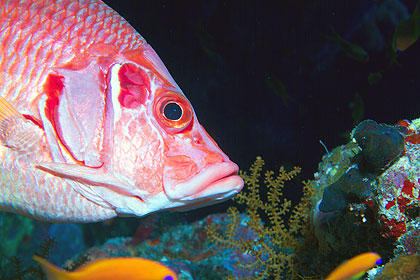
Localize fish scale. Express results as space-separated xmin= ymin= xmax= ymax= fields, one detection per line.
xmin=1 ymin=0 xmax=144 ymax=108
xmin=0 ymin=140 xmax=115 ymax=221
xmin=113 ymin=112 xmax=164 ymax=194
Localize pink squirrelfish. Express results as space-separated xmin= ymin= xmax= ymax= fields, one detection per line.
xmin=0 ymin=0 xmax=243 ymax=222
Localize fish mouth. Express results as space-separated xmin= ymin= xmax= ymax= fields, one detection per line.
xmin=164 ymin=161 xmax=244 ymax=201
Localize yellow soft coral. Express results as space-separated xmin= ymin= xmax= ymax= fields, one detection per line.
xmin=205 ymin=156 xmax=315 ymax=280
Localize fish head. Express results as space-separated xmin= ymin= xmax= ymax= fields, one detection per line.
xmin=39 ymin=43 xmax=243 ymax=216
xmin=111 ymin=45 xmax=244 ymax=213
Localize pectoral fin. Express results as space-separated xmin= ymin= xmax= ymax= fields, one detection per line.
xmin=0 ymin=96 xmax=43 ymax=150
xmin=37 ymin=162 xmax=148 ymax=215
xmin=37 ymin=162 xmax=143 ymax=198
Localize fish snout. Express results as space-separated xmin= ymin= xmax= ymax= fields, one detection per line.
xmin=163 ymin=159 xmax=243 ymax=204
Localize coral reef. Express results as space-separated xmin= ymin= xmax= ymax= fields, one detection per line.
xmin=205 ymin=156 xmax=315 ymax=280
xmin=63 ymin=212 xmax=243 ymax=280
xmin=374 ymin=254 xmax=420 ymax=280
xmin=5 ymin=121 xmax=420 ymax=279
xmin=31 ymin=157 xmax=314 ymax=280
xmin=308 ymin=117 xmax=420 ymax=278
xmin=318 ymin=119 xmax=406 ymax=213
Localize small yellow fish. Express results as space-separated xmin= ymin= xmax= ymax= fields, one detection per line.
xmin=325 ymin=252 xmax=382 ymax=280
xmin=265 ymin=74 xmax=292 ymax=105
xmin=33 ymin=255 xmax=178 ymax=280
xmin=393 ymin=0 xmax=420 ymax=52
xmin=367 ymin=72 xmax=382 ymax=85
xmin=329 ymin=29 xmax=369 ymax=62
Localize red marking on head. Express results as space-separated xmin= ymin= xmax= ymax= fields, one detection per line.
xmin=43 ymin=74 xmax=64 ymax=127
xmin=41 ymin=74 xmax=92 ymax=167
xmin=118 ymin=63 xmax=150 ymax=109
xmin=402 ymin=179 xmax=414 ymax=197
xmin=122 ymin=47 xmax=174 ymax=87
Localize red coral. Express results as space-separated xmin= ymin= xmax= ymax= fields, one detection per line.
xmin=397 ymin=119 xmax=420 ymax=144
xmin=397 ymin=120 xmax=410 ymax=127
xmin=380 ymin=215 xmax=407 ymax=238
xmin=385 ymin=200 xmax=396 ymax=210
xmin=396 ymin=180 xmax=416 ymax=212
xmin=397 ymin=196 xmax=412 ymax=212
xmin=363 ymin=199 xmax=374 ymax=209
xmin=405 ymin=132 xmax=420 ymax=144
xmin=402 ymin=180 xmax=414 ymax=197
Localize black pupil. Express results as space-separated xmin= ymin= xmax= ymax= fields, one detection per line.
xmin=164 ymin=102 xmax=182 ymax=120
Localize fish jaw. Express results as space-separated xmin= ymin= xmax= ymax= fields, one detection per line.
xmin=162 ymin=123 xmax=244 ymax=205
xmin=164 ymin=160 xmax=242 ymax=200
xmin=164 ymin=162 xmax=243 ymax=211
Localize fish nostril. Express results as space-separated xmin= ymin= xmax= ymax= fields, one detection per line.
xmin=193 ymin=136 xmax=200 ymax=144
xmin=193 ymin=133 xmax=202 ymax=144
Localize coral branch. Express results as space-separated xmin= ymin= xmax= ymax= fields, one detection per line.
xmin=205 ymin=156 xmax=315 ymax=279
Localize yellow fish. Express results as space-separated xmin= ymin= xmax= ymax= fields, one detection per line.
xmin=325 ymin=252 xmax=382 ymax=280
xmin=329 ymin=29 xmax=369 ymax=62
xmin=33 ymin=255 xmax=178 ymax=280
xmin=393 ymin=0 xmax=420 ymax=52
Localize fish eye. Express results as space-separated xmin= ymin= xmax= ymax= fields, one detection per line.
xmin=164 ymin=102 xmax=182 ymax=121
xmin=154 ymin=91 xmax=193 ymax=133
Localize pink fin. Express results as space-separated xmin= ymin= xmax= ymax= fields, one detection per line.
xmin=0 ymin=96 xmax=21 ymax=122
xmin=0 ymin=96 xmax=43 ymax=150
xmin=36 ymin=162 xmax=147 ymax=215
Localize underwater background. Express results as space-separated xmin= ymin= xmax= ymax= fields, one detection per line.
xmin=3 ymin=0 xmax=420 ymax=279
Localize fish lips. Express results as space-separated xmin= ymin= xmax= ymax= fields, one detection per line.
xmin=163 ymin=161 xmax=244 ymax=203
